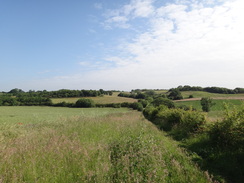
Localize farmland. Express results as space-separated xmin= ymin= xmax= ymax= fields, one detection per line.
xmin=51 ymin=94 xmax=137 ymax=104
xmin=0 ymin=107 xmax=211 ymax=182
xmin=0 ymin=87 xmax=243 ymax=183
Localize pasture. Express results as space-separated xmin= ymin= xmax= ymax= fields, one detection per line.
xmin=181 ymin=91 xmax=244 ymax=99
xmin=0 ymin=106 xmax=211 ymax=183
xmin=51 ymin=95 xmax=137 ymax=104
xmin=175 ymin=99 xmax=244 ymax=121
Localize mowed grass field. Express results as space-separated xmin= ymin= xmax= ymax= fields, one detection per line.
xmin=0 ymin=106 xmax=212 ymax=183
xmin=51 ymin=93 xmax=137 ymax=104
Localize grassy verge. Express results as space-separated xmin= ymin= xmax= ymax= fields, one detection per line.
xmin=0 ymin=107 xmax=212 ymax=182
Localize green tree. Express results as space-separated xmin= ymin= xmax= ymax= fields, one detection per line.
xmin=167 ymin=88 xmax=183 ymax=100
xmin=152 ymin=97 xmax=175 ymax=108
xmin=200 ymin=97 xmax=215 ymax=112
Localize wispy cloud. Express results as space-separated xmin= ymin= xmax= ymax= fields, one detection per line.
xmin=103 ymin=0 xmax=155 ymax=29
xmin=30 ymin=0 xmax=244 ymax=90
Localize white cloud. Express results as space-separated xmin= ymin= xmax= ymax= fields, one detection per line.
xmin=101 ymin=0 xmax=244 ymax=89
xmin=103 ymin=0 xmax=155 ymax=29
xmin=29 ymin=0 xmax=244 ymax=90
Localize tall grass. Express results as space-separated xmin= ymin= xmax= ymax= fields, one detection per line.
xmin=0 ymin=107 xmax=212 ymax=182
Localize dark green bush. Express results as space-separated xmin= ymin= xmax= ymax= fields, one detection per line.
xmin=75 ymin=98 xmax=95 ymax=108
xmin=143 ymin=106 xmax=206 ymax=140
xmin=200 ymin=97 xmax=215 ymax=112
xmin=152 ymin=97 xmax=175 ymax=108
xmin=208 ymin=104 xmax=244 ymax=149
xmin=130 ymin=102 xmax=143 ymax=111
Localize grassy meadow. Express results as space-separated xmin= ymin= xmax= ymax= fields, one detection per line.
xmin=181 ymin=91 xmax=244 ymax=99
xmin=51 ymin=94 xmax=137 ymax=104
xmin=175 ymin=99 xmax=244 ymax=121
xmin=0 ymin=106 xmax=212 ymax=183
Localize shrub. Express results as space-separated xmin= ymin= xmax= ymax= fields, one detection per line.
xmin=130 ymin=102 xmax=143 ymax=111
xmin=167 ymin=88 xmax=183 ymax=100
xmin=138 ymin=99 xmax=148 ymax=108
xmin=208 ymin=104 xmax=244 ymax=150
xmin=143 ymin=106 xmax=206 ymax=140
xmin=75 ymin=98 xmax=95 ymax=108
xmin=200 ymin=97 xmax=215 ymax=112
xmin=152 ymin=97 xmax=175 ymax=108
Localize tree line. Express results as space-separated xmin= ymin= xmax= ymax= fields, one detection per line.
xmin=3 ymin=88 xmax=113 ymax=98
xmin=0 ymin=95 xmax=52 ymax=106
xmin=176 ymin=85 xmax=244 ymax=94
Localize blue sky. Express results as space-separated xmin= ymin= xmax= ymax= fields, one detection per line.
xmin=1 ymin=0 xmax=243 ymax=91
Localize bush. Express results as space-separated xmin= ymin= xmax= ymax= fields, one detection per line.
xmin=200 ymin=97 xmax=215 ymax=112
xmin=143 ymin=106 xmax=206 ymax=140
xmin=208 ymin=104 xmax=244 ymax=150
xmin=75 ymin=98 xmax=95 ymax=108
xmin=138 ymin=99 xmax=148 ymax=108
xmin=152 ymin=97 xmax=175 ymax=108
xmin=130 ymin=102 xmax=143 ymax=111
xmin=167 ymin=88 xmax=183 ymax=100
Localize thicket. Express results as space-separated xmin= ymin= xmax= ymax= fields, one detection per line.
xmin=143 ymin=105 xmax=206 ymax=140
xmin=143 ymin=96 xmax=244 ymax=182
xmin=6 ymin=88 xmax=113 ymax=98
xmin=0 ymin=96 xmax=52 ymax=106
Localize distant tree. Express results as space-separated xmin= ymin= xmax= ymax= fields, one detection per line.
xmin=145 ymin=90 xmax=156 ymax=96
xmin=167 ymin=88 xmax=183 ymax=100
xmin=8 ymin=88 xmax=24 ymax=95
xmin=200 ymin=97 xmax=215 ymax=112
xmin=75 ymin=98 xmax=95 ymax=108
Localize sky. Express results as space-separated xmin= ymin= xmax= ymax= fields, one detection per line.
xmin=0 ymin=0 xmax=243 ymax=91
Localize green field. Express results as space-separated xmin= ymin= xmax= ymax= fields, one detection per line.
xmin=52 ymin=95 xmax=137 ymax=104
xmin=175 ymin=99 xmax=244 ymax=121
xmin=0 ymin=106 xmax=211 ymax=182
xmin=181 ymin=91 xmax=244 ymax=99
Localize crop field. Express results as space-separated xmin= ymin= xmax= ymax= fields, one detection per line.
xmin=51 ymin=95 xmax=137 ymax=104
xmin=0 ymin=106 xmax=211 ymax=183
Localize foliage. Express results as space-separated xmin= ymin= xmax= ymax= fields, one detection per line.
xmin=176 ymin=85 xmax=244 ymax=94
xmin=208 ymin=104 xmax=244 ymax=150
xmin=6 ymin=88 xmax=113 ymax=98
xmin=152 ymin=97 xmax=175 ymax=108
xmin=75 ymin=98 xmax=95 ymax=108
xmin=0 ymin=96 xmax=52 ymax=106
xmin=200 ymin=98 xmax=215 ymax=112
xmin=143 ymin=105 xmax=206 ymax=140
xmin=0 ymin=107 xmax=211 ymax=183
xmin=167 ymin=88 xmax=183 ymax=100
